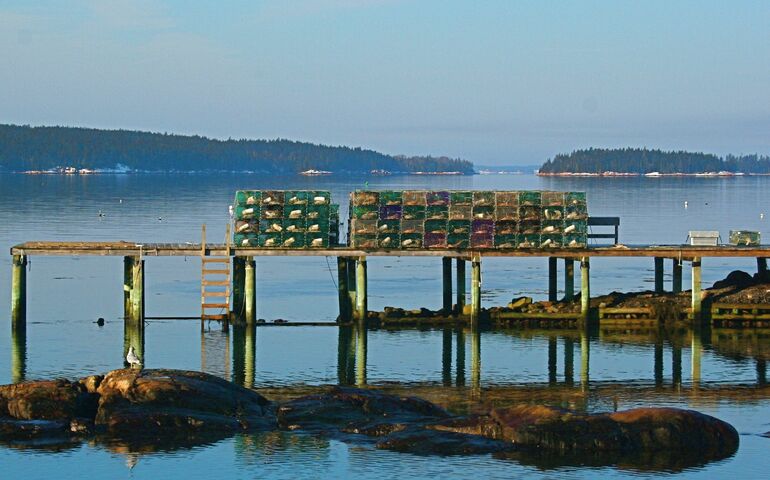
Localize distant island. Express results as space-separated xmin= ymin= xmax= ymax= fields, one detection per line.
xmin=0 ymin=124 xmax=474 ymax=175
xmin=538 ymin=148 xmax=770 ymax=176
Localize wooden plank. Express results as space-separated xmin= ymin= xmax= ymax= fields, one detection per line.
xmin=202 ymin=303 xmax=229 ymax=309
xmin=201 ymin=314 xmax=228 ymax=320
xmin=600 ymin=307 xmax=654 ymax=314
xmin=712 ymin=314 xmax=770 ymax=320
xmin=712 ymin=303 xmax=770 ymax=310
xmin=492 ymin=312 xmax=582 ymax=319
xmin=202 ymin=280 xmax=229 ymax=286
xmin=202 ymin=258 xmax=229 ymax=263
xmin=203 ymin=291 xmax=229 ymax=297
xmin=202 ymin=269 xmax=229 ymax=275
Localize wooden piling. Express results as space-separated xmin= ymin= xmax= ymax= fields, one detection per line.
xmin=337 ymin=257 xmax=350 ymax=321
xmin=564 ymin=258 xmax=575 ymax=301
xmin=456 ymin=259 xmax=466 ymax=313
xmin=347 ymin=258 xmax=357 ymax=318
xmin=691 ymin=257 xmax=702 ymax=317
xmin=442 ymin=257 xmax=452 ymax=312
xmin=758 ymin=257 xmax=768 ymax=278
xmin=123 ymin=256 xmax=144 ymax=324
xmin=355 ymin=256 xmax=367 ymax=324
xmin=232 ymin=257 xmax=245 ymax=323
xmin=244 ymin=257 xmax=256 ymax=325
xmin=11 ymin=254 xmax=27 ymax=329
xmin=471 ymin=256 xmax=481 ymax=323
xmin=672 ymin=258 xmax=683 ymax=293
xmin=548 ymin=257 xmax=558 ymax=302
xmin=654 ymin=257 xmax=664 ymax=293
xmin=580 ymin=257 xmax=590 ymax=319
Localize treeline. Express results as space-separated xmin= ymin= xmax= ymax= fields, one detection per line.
xmin=0 ymin=124 xmax=474 ymax=174
xmin=539 ymin=148 xmax=770 ymax=174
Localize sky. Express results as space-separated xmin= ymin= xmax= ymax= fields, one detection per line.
xmin=1 ymin=0 xmax=768 ymax=165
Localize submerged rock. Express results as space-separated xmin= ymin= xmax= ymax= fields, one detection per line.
xmin=277 ymin=386 xmax=449 ymax=435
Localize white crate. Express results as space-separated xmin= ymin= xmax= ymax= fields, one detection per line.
xmin=688 ymin=231 xmax=720 ymax=246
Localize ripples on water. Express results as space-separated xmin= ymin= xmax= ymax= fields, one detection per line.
xmin=1 ymin=173 xmax=769 ymax=478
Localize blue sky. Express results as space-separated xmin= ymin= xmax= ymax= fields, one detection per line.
xmin=1 ymin=0 xmax=768 ymax=164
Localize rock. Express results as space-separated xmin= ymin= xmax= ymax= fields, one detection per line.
xmin=0 ymin=418 xmax=69 ymax=439
xmin=508 ymin=297 xmax=533 ymax=310
xmin=277 ymin=386 xmax=450 ymax=435
xmin=433 ymin=404 xmax=738 ymax=456
xmin=376 ymin=428 xmax=514 ymax=455
xmin=94 ymin=369 xmax=274 ymax=435
xmin=0 ymin=379 xmax=97 ymax=420
xmin=713 ymin=270 xmax=755 ymax=289
xmin=78 ymin=375 xmax=103 ymax=395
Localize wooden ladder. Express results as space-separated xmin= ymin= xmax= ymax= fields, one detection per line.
xmin=200 ymin=224 xmax=231 ymax=322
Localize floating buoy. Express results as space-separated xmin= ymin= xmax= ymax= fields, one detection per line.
xmin=96 ymin=317 xmax=105 ymax=326
xmin=684 ymin=201 xmax=688 ymax=208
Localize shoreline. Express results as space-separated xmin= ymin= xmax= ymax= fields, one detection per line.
xmin=537 ymin=171 xmax=770 ymax=177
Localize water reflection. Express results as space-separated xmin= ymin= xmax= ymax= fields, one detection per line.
xmin=11 ymin=323 xmax=26 ymax=383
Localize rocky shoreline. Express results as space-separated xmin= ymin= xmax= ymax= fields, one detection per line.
xmin=0 ymin=369 xmax=740 ymax=469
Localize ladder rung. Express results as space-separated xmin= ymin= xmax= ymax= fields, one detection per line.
xmin=202 ymin=303 xmax=229 ymax=309
xmin=202 ymin=269 xmax=229 ymax=275
xmin=203 ymin=291 xmax=229 ymax=297
xmin=202 ymin=280 xmax=229 ymax=286
xmin=201 ymin=314 xmax=228 ymax=320
xmin=202 ymin=258 xmax=230 ymax=263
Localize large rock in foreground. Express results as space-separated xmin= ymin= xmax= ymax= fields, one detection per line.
xmin=95 ymin=369 xmax=274 ymax=434
xmin=0 ymin=379 xmax=97 ymax=421
xmin=431 ymin=404 xmax=739 ymax=456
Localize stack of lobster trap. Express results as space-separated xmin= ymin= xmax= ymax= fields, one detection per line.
xmin=233 ymin=190 xmax=340 ymax=248
xmin=347 ymin=190 xmax=587 ymax=249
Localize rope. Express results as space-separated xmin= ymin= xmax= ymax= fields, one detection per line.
xmin=325 ymin=256 xmax=338 ymax=289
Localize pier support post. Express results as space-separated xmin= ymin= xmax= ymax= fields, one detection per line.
xmin=758 ymin=257 xmax=768 ymax=279
xmin=442 ymin=257 xmax=452 ymax=312
xmin=654 ymin=257 xmax=664 ymax=293
xmin=672 ymin=258 xmax=683 ymax=293
xmin=355 ymin=257 xmax=367 ymax=325
xmin=471 ymin=255 xmax=481 ymax=324
xmin=691 ymin=258 xmax=702 ymax=318
xmin=580 ymin=257 xmax=590 ymax=319
xmin=456 ymin=259 xmax=466 ymax=313
xmin=337 ymin=257 xmax=350 ymax=321
xmin=347 ymin=258 xmax=357 ymax=319
xmin=564 ymin=258 xmax=575 ymax=301
xmin=123 ymin=256 xmax=144 ymax=323
xmin=244 ymin=257 xmax=256 ymax=326
xmin=232 ymin=257 xmax=245 ymax=323
xmin=548 ymin=257 xmax=558 ymax=302
xmin=11 ymin=254 xmax=27 ymax=330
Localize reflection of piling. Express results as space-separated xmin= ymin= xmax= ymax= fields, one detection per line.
xmin=442 ymin=258 xmax=452 ymax=312
xmin=654 ymin=257 xmax=664 ymax=293
xmin=757 ymin=359 xmax=767 ymax=385
xmin=548 ymin=336 xmax=557 ymax=384
xmin=672 ymin=343 xmax=682 ymax=386
xmin=654 ymin=341 xmax=664 ymax=386
xmin=337 ymin=326 xmax=355 ymax=385
xmin=355 ymin=325 xmax=367 ymax=386
xmin=580 ymin=332 xmax=590 ymax=390
xmin=123 ymin=311 xmax=145 ymax=368
xmin=470 ymin=327 xmax=481 ymax=392
xmin=691 ymin=331 xmax=702 ymax=385
xmin=244 ymin=324 xmax=256 ymax=389
xmin=564 ymin=337 xmax=574 ymax=385
xmin=232 ymin=324 xmax=245 ymax=385
xmin=442 ymin=328 xmax=452 ymax=386
xmin=11 ymin=322 xmax=26 ymax=383
xmin=455 ymin=327 xmax=466 ymax=386
xmin=11 ymin=254 xmax=27 ymax=329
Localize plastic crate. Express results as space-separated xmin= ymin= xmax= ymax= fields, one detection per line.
xmin=448 ymin=220 xmax=471 ymax=235
xmin=449 ymin=205 xmax=472 ymax=220
xmin=495 ymin=191 xmax=519 ymax=207
xmin=450 ymin=191 xmax=473 ymax=205
xmin=403 ymin=191 xmax=427 ymax=206
xmin=379 ymin=191 xmax=403 ymax=206
xmin=426 ymin=205 xmax=449 ymax=220
xmin=426 ymin=191 xmax=450 ymax=206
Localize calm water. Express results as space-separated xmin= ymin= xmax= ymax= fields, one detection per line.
xmin=1 ymin=173 xmax=770 ymax=479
